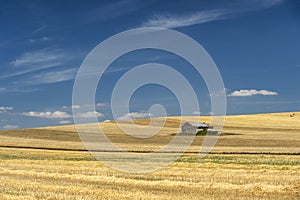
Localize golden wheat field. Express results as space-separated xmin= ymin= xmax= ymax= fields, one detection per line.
xmin=0 ymin=112 xmax=299 ymax=199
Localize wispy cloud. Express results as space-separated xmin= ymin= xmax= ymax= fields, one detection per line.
xmin=3 ymin=124 xmax=19 ymax=129
xmin=141 ymin=0 xmax=285 ymax=28
xmin=117 ymin=111 xmax=151 ymax=120
xmin=142 ymin=9 xmax=230 ymax=28
xmin=96 ymin=102 xmax=109 ymax=108
xmin=0 ymin=87 xmax=39 ymax=94
xmin=28 ymin=36 xmax=49 ymax=43
xmin=208 ymin=111 xmax=214 ymax=116
xmin=228 ymin=89 xmax=278 ymax=97
xmin=22 ymin=68 xmax=77 ymax=85
xmin=192 ymin=111 xmax=201 ymax=115
xmin=260 ymin=0 xmax=285 ymax=8
xmin=84 ymin=0 xmax=150 ymax=23
xmin=59 ymin=120 xmax=72 ymax=124
xmin=208 ymin=88 xmax=227 ymax=97
xmin=30 ymin=25 xmax=48 ymax=35
xmin=2 ymin=48 xmax=75 ymax=79
xmin=10 ymin=48 xmax=63 ymax=68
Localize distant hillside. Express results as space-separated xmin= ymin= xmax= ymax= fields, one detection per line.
xmin=0 ymin=112 xmax=299 ymax=154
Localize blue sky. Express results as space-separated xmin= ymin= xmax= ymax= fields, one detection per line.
xmin=0 ymin=0 xmax=300 ymax=129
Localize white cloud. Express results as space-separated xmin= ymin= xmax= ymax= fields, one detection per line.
xmin=228 ymin=89 xmax=278 ymax=97
xmin=3 ymin=125 xmax=19 ymax=129
xmin=74 ymin=111 xmax=104 ymax=118
xmin=117 ymin=112 xmax=151 ymax=120
xmin=23 ymin=111 xmax=72 ymax=119
xmin=63 ymin=103 xmax=107 ymax=110
xmin=0 ymin=106 xmax=13 ymax=113
xmin=192 ymin=111 xmax=201 ymax=115
xmin=23 ymin=110 xmax=104 ymax=119
xmin=59 ymin=120 xmax=72 ymax=124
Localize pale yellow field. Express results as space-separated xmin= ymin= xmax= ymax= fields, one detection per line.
xmin=0 ymin=112 xmax=299 ymax=199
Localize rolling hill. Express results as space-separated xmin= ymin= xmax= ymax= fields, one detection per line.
xmin=0 ymin=112 xmax=299 ymax=199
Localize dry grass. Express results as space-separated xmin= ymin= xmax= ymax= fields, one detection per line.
xmin=0 ymin=148 xmax=299 ymax=200
xmin=0 ymin=112 xmax=299 ymax=199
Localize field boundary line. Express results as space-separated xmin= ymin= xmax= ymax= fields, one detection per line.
xmin=0 ymin=145 xmax=299 ymax=155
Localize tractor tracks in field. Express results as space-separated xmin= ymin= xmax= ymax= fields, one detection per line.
xmin=0 ymin=145 xmax=299 ymax=156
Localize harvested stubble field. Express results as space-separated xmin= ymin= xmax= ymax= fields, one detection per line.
xmin=0 ymin=112 xmax=299 ymax=199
